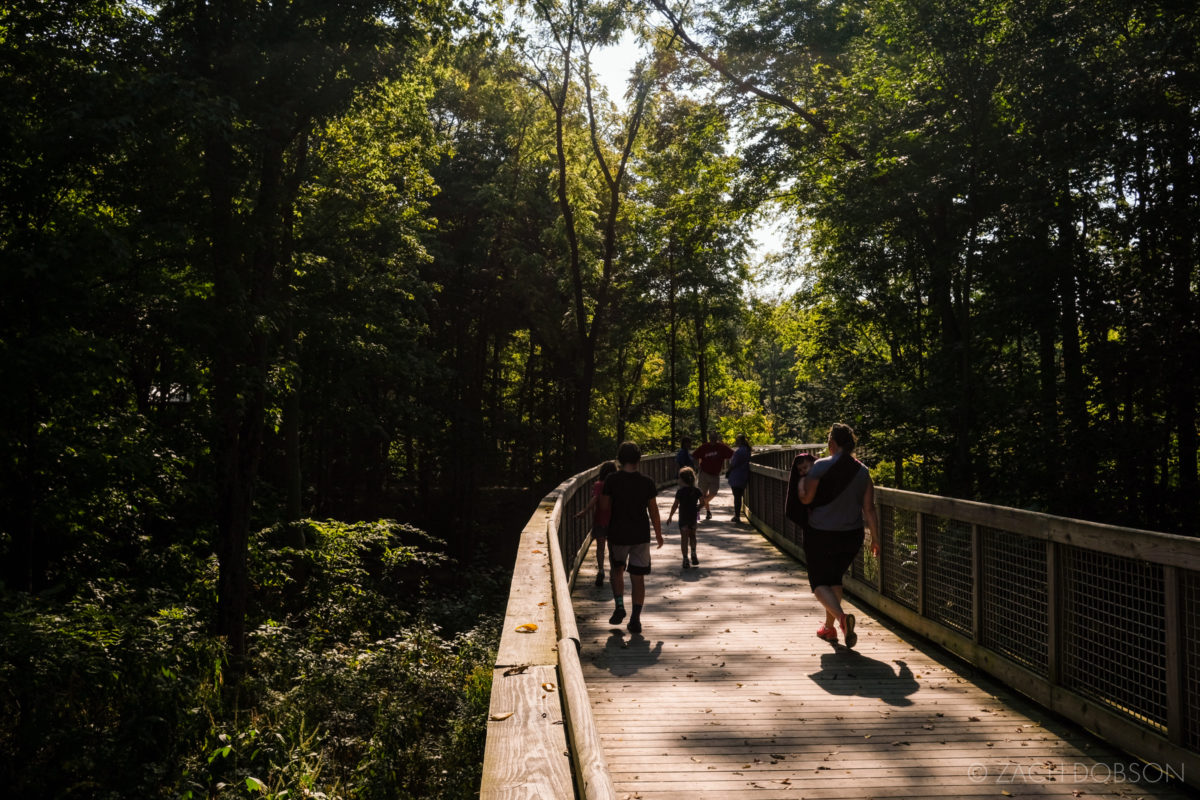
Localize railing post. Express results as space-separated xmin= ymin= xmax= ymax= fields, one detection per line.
xmin=875 ymin=500 xmax=886 ymax=593
xmin=1165 ymin=565 xmax=1184 ymax=745
xmin=916 ymin=511 xmax=926 ymax=618
xmin=970 ymin=522 xmax=982 ymax=644
xmin=1046 ymin=540 xmax=1060 ymax=686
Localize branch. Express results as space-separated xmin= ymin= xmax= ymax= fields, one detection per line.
xmin=648 ymin=0 xmax=863 ymax=162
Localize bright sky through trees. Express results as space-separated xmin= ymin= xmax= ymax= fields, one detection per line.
xmin=590 ymin=30 xmax=793 ymax=295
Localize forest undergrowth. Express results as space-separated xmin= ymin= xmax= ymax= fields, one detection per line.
xmin=1 ymin=518 xmax=509 ymax=800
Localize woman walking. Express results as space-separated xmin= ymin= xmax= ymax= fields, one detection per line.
xmin=796 ymin=423 xmax=880 ymax=648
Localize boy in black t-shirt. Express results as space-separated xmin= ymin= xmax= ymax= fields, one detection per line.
xmin=599 ymin=441 xmax=664 ymax=634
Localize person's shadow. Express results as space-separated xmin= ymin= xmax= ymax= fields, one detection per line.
xmin=589 ymin=630 xmax=664 ymax=677
xmin=808 ymin=651 xmax=919 ymax=706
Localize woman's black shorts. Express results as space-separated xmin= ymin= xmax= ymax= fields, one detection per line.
xmin=802 ymin=526 xmax=864 ymax=590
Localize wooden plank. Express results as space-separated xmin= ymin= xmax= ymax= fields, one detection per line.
xmin=573 ymin=486 xmax=1198 ymax=799
xmin=496 ymin=499 xmax=561 ymax=668
xmin=559 ymin=638 xmax=617 ymax=800
xmin=479 ymin=664 xmax=573 ymax=800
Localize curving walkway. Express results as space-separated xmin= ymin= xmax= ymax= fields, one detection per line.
xmin=572 ymin=485 xmax=1198 ymax=799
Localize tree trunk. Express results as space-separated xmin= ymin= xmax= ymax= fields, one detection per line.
xmin=694 ymin=302 xmax=709 ymax=438
xmin=1056 ymin=201 xmax=1091 ymax=516
xmin=668 ymin=246 xmax=678 ymax=445
xmin=1167 ymin=123 xmax=1199 ymax=525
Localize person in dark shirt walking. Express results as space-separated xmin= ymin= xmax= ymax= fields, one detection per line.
xmin=727 ymin=433 xmax=752 ymax=522
xmin=599 ymin=441 xmax=664 ymax=634
xmin=675 ymin=436 xmax=695 ymax=470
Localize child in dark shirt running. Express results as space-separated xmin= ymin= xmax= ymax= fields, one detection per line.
xmin=666 ymin=467 xmax=708 ymax=569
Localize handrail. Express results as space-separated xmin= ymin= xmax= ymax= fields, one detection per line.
xmin=480 ymin=453 xmax=677 ymax=799
xmin=745 ymin=459 xmax=1200 ymax=789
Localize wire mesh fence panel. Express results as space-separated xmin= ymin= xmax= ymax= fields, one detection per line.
xmin=880 ymin=505 xmax=919 ymax=610
xmin=1061 ymin=546 xmax=1168 ymax=731
xmin=1183 ymin=568 xmax=1200 ymax=751
xmin=562 ymin=477 xmax=590 ymax=571
xmin=851 ymin=544 xmax=879 ymax=588
xmin=979 ymin=526 xmax=1049 ymax=676
xmin=923 ymin=515 xmax=973 ymax=636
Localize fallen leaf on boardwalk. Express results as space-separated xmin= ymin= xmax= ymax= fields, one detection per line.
xmin=531 ymin=549 xmax=541 ymax=553
xmin=1001 ymin=793 xmax=1012 ymax=797
xmin=864 ymin=734 xmax=872 ymax=739
xmin=969 ymin=716 xmax=981 ymax=721
xmin=923 ymin=724 xmax=935 ymax=730
xmin=770 ymin=754 xmax=786 ymax=760
xmin=542 ymin=682 xmax=556 ymax=692
xmin=489 ymin=712 xmax=514 ymax=721
xmin=515 ymin=623 xmax=538 ymax=633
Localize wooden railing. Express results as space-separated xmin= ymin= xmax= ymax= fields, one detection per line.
xmin=480 ymin=453 xmax=676 ymax=799
xmin=746 ymin=447 xmax=1200 ymax=789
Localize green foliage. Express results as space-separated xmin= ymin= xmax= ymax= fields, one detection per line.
xmin=689 ymin=0 xmax=1200 ymax=529
xmin=2 ymin=519 xmax=502 ymax=800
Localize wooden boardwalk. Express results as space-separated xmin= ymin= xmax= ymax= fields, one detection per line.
xmin=572 ymin=487 xmax=1198 ymax=800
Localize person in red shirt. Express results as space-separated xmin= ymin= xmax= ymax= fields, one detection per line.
xmin=575 ymin=460 xmax=618 ymax=586
xmin=691 ymin=431 xmax=733 ymax=521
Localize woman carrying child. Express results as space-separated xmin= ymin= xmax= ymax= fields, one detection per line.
xmin=795 ymin=424 xmax=880 ymax=648
xmin=666 ymin=467 xmax=708 ymax=570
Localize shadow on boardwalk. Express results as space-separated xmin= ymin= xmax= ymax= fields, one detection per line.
xmin=808 ymin=650 xmax=919 ymax=707
xmin=572 ymin=484 xmax=1199 ymax=799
